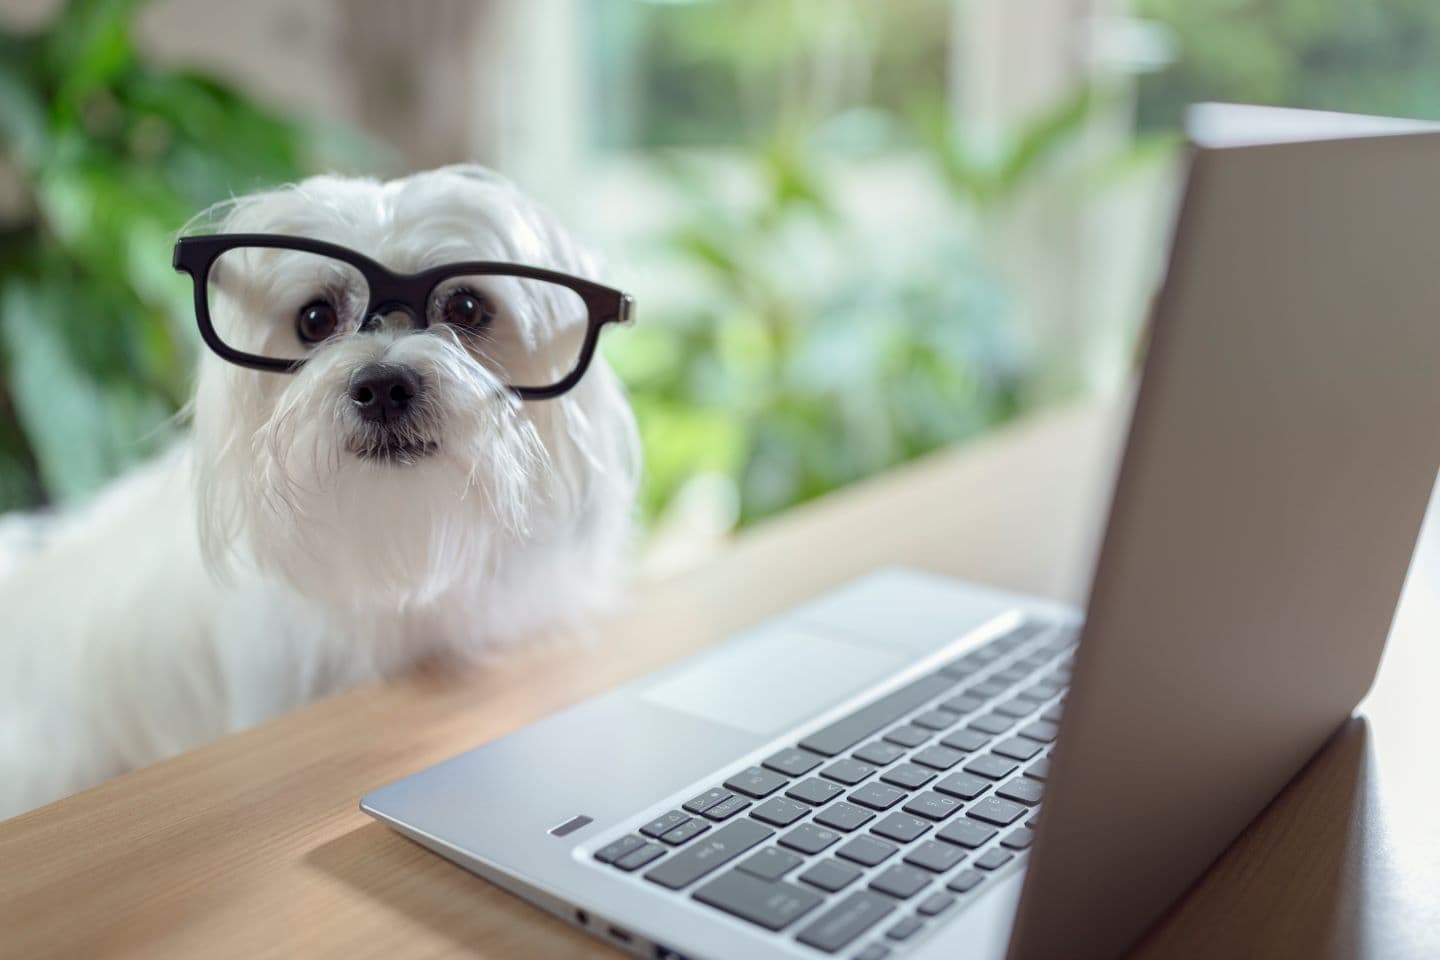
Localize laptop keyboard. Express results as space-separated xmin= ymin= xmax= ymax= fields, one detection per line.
xmin=591 ymin=618 xmax=1077 ymax=957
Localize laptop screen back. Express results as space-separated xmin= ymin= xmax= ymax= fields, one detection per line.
xmin=1007 ymin=107 xmax=1440 ymax=960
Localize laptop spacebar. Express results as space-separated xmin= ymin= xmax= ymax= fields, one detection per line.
xmin=799 ymin=674 xmax=955 ymax=756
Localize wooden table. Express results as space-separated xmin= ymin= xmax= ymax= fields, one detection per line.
xmin=2 ymin=400 xmax=1437 ymax=959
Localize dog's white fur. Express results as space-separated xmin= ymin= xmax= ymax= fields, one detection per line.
xmin=0 ymin=166 xmax=640 ymax=820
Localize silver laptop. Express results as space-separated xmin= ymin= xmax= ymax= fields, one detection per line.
xmin=361 ymin=104 xmax=1440 ymax=960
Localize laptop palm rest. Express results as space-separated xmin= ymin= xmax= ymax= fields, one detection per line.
xmin=640 ymin=625 xmax=906 ymax=736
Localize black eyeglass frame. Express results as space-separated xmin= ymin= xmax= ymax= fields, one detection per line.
xmin=172 ymin=233 xmax=635 ymax=400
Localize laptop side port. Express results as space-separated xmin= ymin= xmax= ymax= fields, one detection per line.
xmin=607 ymin=925 xmax=633 ymax=944
xmin=654 ymin=946 xmax=691 ymax=960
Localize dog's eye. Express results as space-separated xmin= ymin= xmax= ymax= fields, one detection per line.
xmin=438 ymin=289 xmax=494 ymax=328
xmin=297 ymin=301 xmax=340 ymax=344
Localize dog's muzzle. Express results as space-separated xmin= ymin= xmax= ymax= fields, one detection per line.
xmin=347 ymin=362 xmax=438 ymax=463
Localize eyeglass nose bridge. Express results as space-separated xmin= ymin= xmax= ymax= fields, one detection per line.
xmin=359 ymin=300 xmax=426 ymax=335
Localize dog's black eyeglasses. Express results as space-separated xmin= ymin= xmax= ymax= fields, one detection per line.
xmin=172 ymin=233 xmax=635 ymax=400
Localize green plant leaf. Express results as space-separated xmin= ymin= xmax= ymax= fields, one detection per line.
xmin=994 ymin=85 xmax=1099 ymax=192
xmin=0 ymin=276 xmax=171 ymax=502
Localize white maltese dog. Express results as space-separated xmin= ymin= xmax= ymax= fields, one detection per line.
xmin=0 ymin=165 xmax=640 ymax=820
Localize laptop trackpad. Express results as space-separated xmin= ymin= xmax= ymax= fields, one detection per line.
xmin=641 ymin=623 xmax=905 ymax=736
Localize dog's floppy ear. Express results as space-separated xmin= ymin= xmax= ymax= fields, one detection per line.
xmin=184 ymin=188 xmax=305 ymax=579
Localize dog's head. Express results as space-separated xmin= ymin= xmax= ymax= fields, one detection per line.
xmin=190 ymin=166 xmax=638 ymax=608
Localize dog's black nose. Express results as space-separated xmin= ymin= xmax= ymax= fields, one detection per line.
xmin=348 ymin=364 xmax=421 ymax=423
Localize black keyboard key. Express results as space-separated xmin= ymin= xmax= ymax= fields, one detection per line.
xmin=967 ymin=796 xmax=1027 ymax=826
xmin=968 ymin=713 xmax=1016 ymax=735
xmin=882 ymin=725 xmax=930 ymax=748
xmin=975 ymin=848 xmax=1016 ymax=871
xmin=1025 ymin=757 xmax=1051 ymax=781
xmin=939 ymin=694 xmax=985 ymax=715
xmin=964 ymin=754 xmax=1018 ymax=780
xmin=992 ymin=629 xmax=1031 ymax=653
xmin=787 ymin=778 xmax=844 ymax=806
xmin=693 ymin=869 xmax=823 ymax=931
xmin=901 ymin=791 xmax=962 ymax=822
xmin=946 ymin=868 xmax=984 ymax=893
xmin=963 ymin=681 xmax=1006 ymax=700
xmin=853 ymin=740 xmax=907 ymax=766
xmin=939 ymin=728 xmax=989 ymax=752
xmin=911 ymin=745 xmax=964 ymax=771
xmin=1020 ymin=720 xmax=1060 ymax=743
xmin=992 ymin=737 xmax=1043 ymax=762
xmin=835 ymin=834 xmax=897 ymax=867
xmin=737 ymin=845 xmax=804 ymax=880
xmin=903 ymin=839 xmax=965 ymax=873
xmin=911 ymin=709 xmax=959 ymax=731
xmin=751 ymin=796 xmax=811 ymax=827
xmin=879 ymin=763 xmax=935 ymax=790
xmin=885 ymin=916 xmax=924 ymax=941
xmin=933 ymin=771 xmax=991 ymax=801
xmin=764 ymin=747 xmax=824 ymax=777
xmin=1015 ymin=652 xmax=1052 ymax=671
xmin=661 ymin=819 xmax=711 ymax=845
xmin=1019 ymin=682 xmax=1061 ymax=702
xmin=644 ymin=818 xmax=771 ymax=889
xmin=1002 ymin=827 xmax=1036 ymax=850
xmin=594 ymin=834 xmax=645 ymax=864
xmin=869 ymin=864 xmax=930 ymax=899
xmin=795 ymin=891 xmax=896 ymax=953
xmin=917 ymin=892 xmax=957 ymax=916
xmin=683 ymin=788 xmax=731 ymax=815
xmin=993 ymin=666 xmax=1031 ymax=685
xmin=813 ymin=802 xmax=876 ymax=832
xmin=780 ymin=822 xmax=843 ymax=855
xmin=820 ymin=758 xmax=876 ymax=786
xmin=725 ymin=766 xmax=789 ymax=799
xmin=798 ymin=858 xmax=862 ymax=892
xmin=849 ymin=782 xmax=907 ymax=811
xmin=997 ymin=778 xmax=1044 ymax=805
xmin=871 ymin=812 xmax=930 ymax=844
xmin=615 ymin=842 xmax=667 ymax=871
xmin=936 ymin=819 xmax=997 ymax=849
xmin=800 ymin=674 xmax=956 ymax=757
xmin=994 ymin=697 xmax=1036 ymax=718
xmin=704 ymin=795 xmax=752 ymax=820
xmin=641 ymin=811 xmax=691 ymax=839
xmin=854 ymin=944 xmax=892 ymax=960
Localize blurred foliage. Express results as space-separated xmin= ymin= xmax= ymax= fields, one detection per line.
xmin=596 ymin=1 xmax=1128 ymax=529
xmin=607 ymin=96 xmax=1114 ymax=526
xmin=1137 ymin=0 xmax=1440 ymax=125
xmin=608 ymin=141 xmax=1024 ymax=525
xmin=914 ymin=86 xmax=1102 ymax=214
xmin=0 ymin=0 xmax=353 ymax=510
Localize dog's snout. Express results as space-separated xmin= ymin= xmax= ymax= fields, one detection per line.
xmin=348 ymin=364 xmax=421 ymax=423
